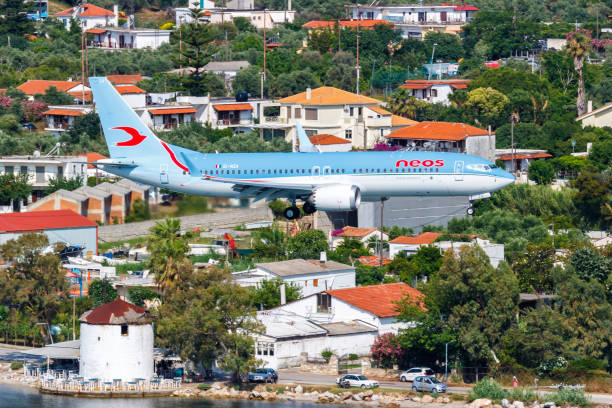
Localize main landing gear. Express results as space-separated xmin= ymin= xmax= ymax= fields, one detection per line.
xmin=283 ymin=205 xmax=301 ymax=220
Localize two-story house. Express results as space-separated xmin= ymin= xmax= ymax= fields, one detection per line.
xmin=347 ymin=3 xmax=479 ymax=39
xmin=271 ymin=86 xmax=417 ymax=149
xmin=56 ymin=3 xmax=118 ymax=30
xmin=87 ymin=27 xmax=171 ymax=50
xmin=43 ymin=106 xmax=94 ymax=136
xmin=400 ymin=79 xmax=470 ymax=105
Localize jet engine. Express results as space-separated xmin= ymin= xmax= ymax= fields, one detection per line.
xmin=310 ymin=185 xmax=361 ymax=211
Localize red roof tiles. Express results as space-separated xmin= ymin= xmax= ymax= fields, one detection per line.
xmin=114 ymin=85 xmax=146 ymax=94
xmin=337 ymin=226 xmax=377 ymax=237
xmin=386 ymin=121 xmax=489 ymax=141
xmin=390 ymin=232 xmax=442 ymax=245
xmin=309 ymin=134 xmax=351 ymax=145
xmin=326 ymin=283 xmax=424 ymax=317
xmin=213 ymin=103 xmax=253 ymax=111
xmin=0 ymin=210 xmax=97 ymax=233
xmin=148 ymin=107 xmax=196 ymax=115
xmin=497 ymin=153 xmax=552 ymax=161
xmin=57 ymin=4 xmax=114 ymax=17
xmin=43 ymin=109 xmax=84 ymax=116
xmin=400 ymin=79 xmax=471 ymax=90
xmin=106 ymin=74 xmax=143 ymax=85
xmin=357 ymin=256 xmax=392 ymax=266
xmin=303 ymin=19 xmax=392 ymax=29
xmin=80 ymin=298 xmax=148 ymax=325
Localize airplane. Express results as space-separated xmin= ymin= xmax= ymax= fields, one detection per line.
xmin=88 ymin=77 xmax=514 ymax=220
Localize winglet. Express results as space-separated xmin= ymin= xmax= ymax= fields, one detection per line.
xmin=295 ymin=121 xmax=320 ymax=153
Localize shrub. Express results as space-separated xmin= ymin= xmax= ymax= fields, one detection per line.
xmin=198 ymin=383 xmax=211 ymax=390
xmin=550 ymin=389 xmax=590 ymax=407
xmin=538 ymin=356 xmax=568 ymax=377
xmin=370 ymin=333 xmax=402 ymax=369
xmin=468 ymin=378 xmax=509 ymax=402
xmin=321 ymin=349 xmax=333 ymax=361
xmin=348 ymin=353 xmax=359 ymax=361
xmin=509 ymin=387 xmax=537 ymax=403
xmin=275 ymin=388 xmax=285 ymax=394
xmin=10 ymin=362 xmax=23 ymax=370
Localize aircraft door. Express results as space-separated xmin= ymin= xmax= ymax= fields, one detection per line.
xmin=160 ymin=164 xmax=169 ymax=184
xmin=454 ymin=160 xmax=464 ymax=181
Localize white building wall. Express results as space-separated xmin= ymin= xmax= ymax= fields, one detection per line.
xmin=0 ymin=227 xmax=95 ymax=254
xmin=465 ymin=134 xmax=494 ymax=160
xmin=121 ymin=93 xmax=146 ymax=108
xmin=256 ymin=267 xmax=356 ymax=298
xmin=80 ymin=323 xmax=154 ymax=382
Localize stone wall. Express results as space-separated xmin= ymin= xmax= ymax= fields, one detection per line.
xmin=361 ymin=360 xmax=401 ymax=379
xmin=298 ymin=352 xmax=338 ymax=375
xmin=98 ymin=206 xmax=272 ymax=242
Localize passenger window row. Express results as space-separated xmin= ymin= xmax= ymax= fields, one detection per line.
xmin=203 ymin=167 xmax=441 ymax=175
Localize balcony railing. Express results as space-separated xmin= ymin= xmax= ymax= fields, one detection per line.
xmin=217 ymin=119 xmax=253 ymax=126
xmin=87 ymin=41 xmax=134 ymax=49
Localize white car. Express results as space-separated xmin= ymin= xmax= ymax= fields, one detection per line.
xmin=399 ymin=367 xmax=434 ymax=382
xmin=336 ymin=374 xmax=379 ymax=389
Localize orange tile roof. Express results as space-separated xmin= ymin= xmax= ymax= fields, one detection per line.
xmin=369 ymin=106 xmax=392 ymax=116
xmin=401 ymin=79 xmax=471 ymax=90
xmin=68 ymin=91 xmax=92 ymax=102
xmin=337 ymin=225 xmax=377 ymax=237
xmin=148 ymin=107 xmax=196 ymax=115
xmin=326 ymin=282 xmax=424 ymax=317
xmin=0 ymin=89 xmax=6 ymax=95
xmin=390 ymin=232 xmax=441 ymax=245
xmin=357 ymin=256 xmax=392 ymax=267
xmin=43 ymin=109 xmax=84 ymax=116
xmin=80 ymin=152 xmax=109 ymax=169
xmin=309 ymin=134 xmax=351 ymax=145
xmin=107 ymin=75 xmax=143 ymax=85
xmin=57 ymin=4 xmax=114 ymax=17
xmin=278 ymin=86 xmax=380 ymax=105
xmin=303 ymin=19 xmax=392 ymax=29
xmin=17 ymin=80 xmax=81 ymax=95
xmin=213 ymin=103 xmax=253 ymax=111
xmin=391 ymin=115 xmax=418 ymax=126
xmin=497 ymin=152 xmax=552 ymax=161
xmin=115 ymin=85 xmax=146 ymax=94
xmin=87 ymin=28 xmax=107 ymax=34
xmin=386 ymin=121 xmax=488 ymax=141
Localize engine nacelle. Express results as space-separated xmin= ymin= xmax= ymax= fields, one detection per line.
xmin=311 ymin=185 xmax=361 ymax=211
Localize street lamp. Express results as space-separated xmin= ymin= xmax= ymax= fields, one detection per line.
xmin=428 ymin=43 xmax=437 ymax=80
xmin=444 ymin=340 xmax=455 ymax=385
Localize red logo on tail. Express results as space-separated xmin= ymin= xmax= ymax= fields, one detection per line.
xmin=112 ymin=127 xmax=147 ymax=146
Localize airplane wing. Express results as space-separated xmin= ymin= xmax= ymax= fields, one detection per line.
xmin=202 ymin=175 xmax=315 ymax=202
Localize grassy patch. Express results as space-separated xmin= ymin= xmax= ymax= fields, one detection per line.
xmin=450 ymin=393 xmax=465 ymax=401
xmin=10 ymin=362 xmax=23 ymax=370
xmin=99 ymin=237 xmax=147 ymax=252
xmin=197 ymin=383 xmax=211 ymax=390
xmin=548 ymin=389 xmax=590 ymax=407
xmin=113 ymin=261 xmax=148 ymax=275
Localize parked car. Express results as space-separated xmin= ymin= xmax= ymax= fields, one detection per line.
xmin=22 ymin=123 xmax=36 ymax=131
xmin=247 ymin=368 xmax=277 ymax=383
xmin=336 ymin=374 xmax=379 ymax=389
xmin=411 ymin=376 xmax=447 ymax=393
xmin=399 ymin=367 xmax=434 ymax=382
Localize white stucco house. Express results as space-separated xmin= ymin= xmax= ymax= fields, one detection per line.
xmin=56 ymin=3 xmax=118 ymax=30
xmin=79 ymin=298 xmax=154 ymax=382
xmin=576 ymin=101 xmax=612 ymax=128
xmin=400 ymin=79 xmax=470 ymax=105
xmin=255 ymin=309 xmax=378 ymax=369
xmin=87 ymin=27 xmax=171 ymax=50
xmin=389 ymin=232 xmax=505 ymax=267
xmin=233 ymin=259 xmax=355 ymax=298
xmin=273 ymin=282 xmax=423 ymax=335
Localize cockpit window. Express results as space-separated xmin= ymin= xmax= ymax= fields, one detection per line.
xmin=466 ymin=163 xmax=492 ymax=172
xmin=490 ymin=164 xmax=497 ymax=169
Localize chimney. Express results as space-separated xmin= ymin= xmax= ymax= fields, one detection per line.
xmin=587 ymin=100 xmax=593 ymax=113
xmin=288 ymin=0 xmax=292 ymax=11
xmin=280 ymin=283 xmax=286 ymax=305
xmin=586 ymin=142 xmax=592 ymax=155
xmin=113 ymin=5 xmax=119 ymax=26
xmin=320 ymin=251 xmax=327 ymax=264
xmin=306 ymin=87 xmax=311 ymax=100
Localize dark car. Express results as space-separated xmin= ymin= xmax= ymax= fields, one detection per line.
xmin=247 ymin=368 xmax=277 ymax=383
xmin=22 ymin=123 xmax=36 ymax=131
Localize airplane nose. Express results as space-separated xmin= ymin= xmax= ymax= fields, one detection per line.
xmin=495 ymin=168 xmax=515 ymax=186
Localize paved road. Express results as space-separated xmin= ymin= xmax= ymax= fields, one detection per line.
xmin=277 ymin=370 xmax=612 ymax=405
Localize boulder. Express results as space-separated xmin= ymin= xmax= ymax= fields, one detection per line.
xmin=502 ymin=399 xmax=511 ymax=408
xmin=211 ymin=382 xmax=224 ymax=390
xmin=371 ymin=394 xmax=380 ymax=401
xmin=412 ymin=396 xmax=422 ymax=402
xmin=342 ymin=392 xmax=353 ymax=400
xmin=513 ymin=401 xmax=525 ymax=408
xmin=471 ymin=398 xmax=493 ymax=408
xmin=364 ymin=390 xmax=375 ymax=398
xmin=386 ymin=403 xmax=400 ymax=408
xmin=295 ymin=385 xmax=303 ymax=394
xmin=435 ymin=396 xmax=451 ymax=404
xmin=352 ymin=393 xmax=363 ymax=401
xmin=250 ymin=390 xmax=263 ymax=400
xmin=421 ymin=394 xmax=434 ymax=403
xmin=543 ymin=403 xmax=556 ymax=408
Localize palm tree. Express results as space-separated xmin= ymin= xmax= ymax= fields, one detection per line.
xmin=388 ymin=88 xmax=419 ymax=119
xmin=147 ymin=218 xmax=190 ymax=293
xmin=566 ymin=30 xmax=592 ymax=116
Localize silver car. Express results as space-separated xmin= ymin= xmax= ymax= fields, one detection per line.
xmin=411 ymin=376 xmax=447 ymax=393
xmin=400 ymin=367 xmax=434 ymax=382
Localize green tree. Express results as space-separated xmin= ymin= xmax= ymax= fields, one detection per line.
xmin=46 ymin=175 xmax=84 ymax=194
xmin=528 ymin=160 xmax=555 ymax=185
xmin=569 ymin=246 xmax=611 ymax=286
xmin=0 ymin=233 xmax=67 ymax=324
xmin=175 ymin=15 xmax=216 ymax=96
xmin=409 ymin=246 xmax=443 ymax=279
xmin=287 ymin=229 xmax=328 ymax=260
xmin=157 ymin=267 xmax=262 ymax=382
xmin=588 ymin=139 xmax=612 ymax=170
xmin=329 ymin=238 xmax=370 ymax=264
xmin=147 ymin=218 xmax=190 ymax=293
xmin=355 ymin=263 xmax=385 ymax=286
xmin=127 ymin=286 xmax=159 ymax=307
xmin=465 ymin=87 xmax=509 ymax=128
xmin=566 ymin=30 xmax=592 ymax=116
xmin=387 ymin=225 xmax=414 ymax=240
xmin=512 ymin=242 xmax=556 ymax=293
xmin=36 ymin=86 xmax=74 ymax=105
xmin=423 ymin=32 xmax=464 ymax=62
xmin=430 ymin=246 xmax=519 ymax=364
xmin=233 ymin=17 xmax=255 ymax=33
xmin=0 ymin=0 xmax=34 ymax=37
xmin=252 ymin=227 xmax=287 ymax=259
xmin=0 ymin=173 xmax=30 ymax=205
xmin=88 ymin=279 xmax=118 ymax=307
xmin=572 ymin=169 xmax=610 ymax=227
xmin=232 ymin=65 xmax=263 ymax=97
xmin=251 ymin=279 xmax=301 ymax=310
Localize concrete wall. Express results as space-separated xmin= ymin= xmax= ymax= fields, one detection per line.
xmin=80 ymin=322 xmax=154 ymax=382
xmin=580 ymin=107 xmax=612 ymax=128
xmin=466 ymin=134 xmax=495 ymax=161
xmin=0 ymin=226 xmax=97 ymax=255
xmin=257 ymin=267 xmax=356 ymax=297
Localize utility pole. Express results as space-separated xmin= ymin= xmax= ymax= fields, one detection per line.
xmin=510 ymin=114 xmax=516 ymax=173
xmin=356 ymin=23 xmax=360 ymax=95
xmin=428 ymin=43 xmax=437 ymax=80
xmin=81 ymin=21 xmax=86 ymax=104
xmin=379 ymin=198 xmax=385 ymax=267
xmin=263 ymin=8 xmax=267 ymax=79
xmin=72 ymin=295 xmax=76 ymax=341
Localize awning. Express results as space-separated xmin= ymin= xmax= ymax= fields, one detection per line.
xmin=213 ymin=103 xmax=253 ymax=111
xmin=43 ymin=109 xmax=84 ymax=116
xmin=25 ymin=340 xmax=80 ymax=360
xmin=87 ymin=29 xmax=106 ymax=34
xmin=148 ymin=107 xmax=196 ymax=115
